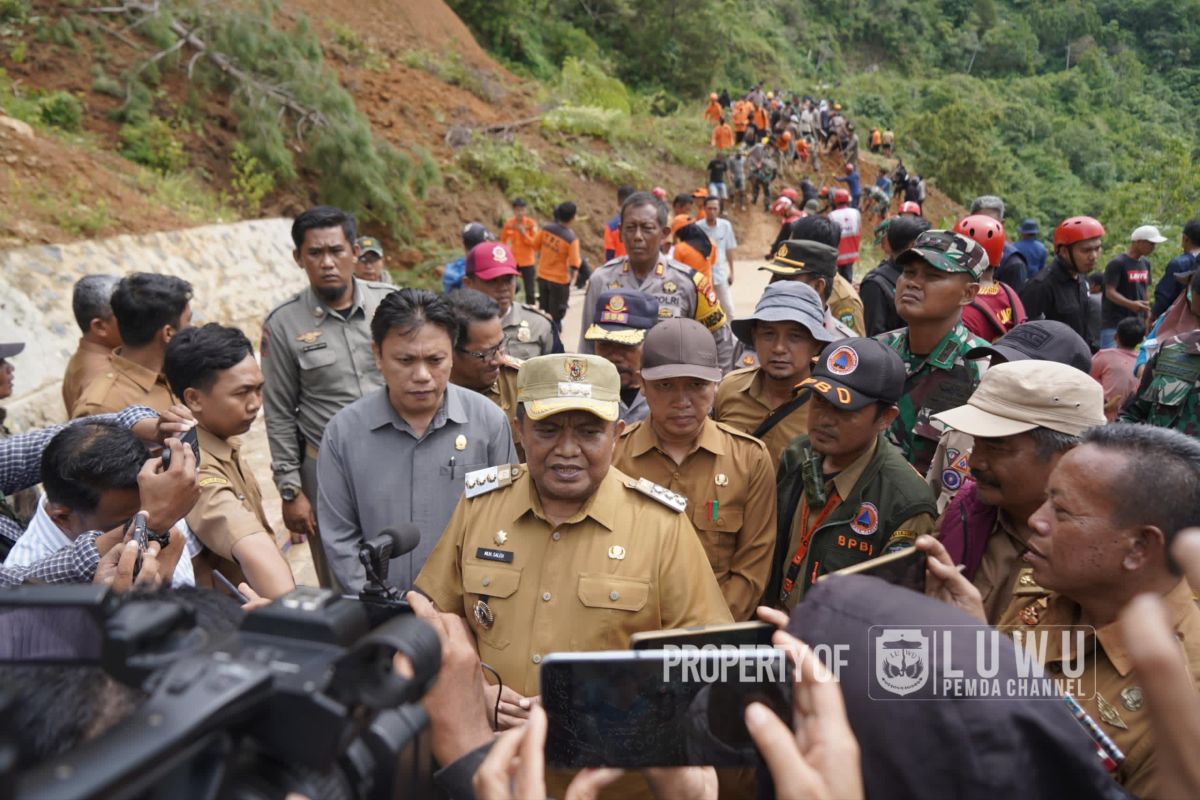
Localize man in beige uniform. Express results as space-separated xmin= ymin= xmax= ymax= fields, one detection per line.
xmin=716 ymin=281 xmax=836 ymax=469
xmin=462 ymin=241 xmax=556 ymax=361
xmin=415 ymin=354 xmax=731 ymax=701
xmin=261 ymin=206 xmax=394 ymax=588
xmin=62 ymin=274 xmax=121 ymax=416
xmin=613 ymin=318 xmax=775 ymax=620
xmin=932 ymin=360 xmax=1105 ymax=623
xmin=73 ymin=272 xmax=192 ymax=418
xmin=759 ymin=238 xmax=860 ymax=338
xmin=164 ymin=323 xmax=296 ymax=598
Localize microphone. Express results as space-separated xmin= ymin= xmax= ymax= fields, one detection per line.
xmin=377 ymin=525 xmax=421 ymax=559
xmin=358 ymin=525 xmax=422 ymax=600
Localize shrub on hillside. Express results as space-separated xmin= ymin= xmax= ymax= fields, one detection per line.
xmin=541 ymin=105 xmax=628 ymax=140
xmin=37 ymin=91 xmax=83 ymax=131
xmin=559 ymin=57 xmax=629 ymax=114
xmin=456 ymin=137 xmax=557 ymax=214
xmin=119 ymin=115 xmax=187 ymax=174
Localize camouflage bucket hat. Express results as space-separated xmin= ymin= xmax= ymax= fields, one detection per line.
xmin=896 ymin=230 xmax=988 ymax=280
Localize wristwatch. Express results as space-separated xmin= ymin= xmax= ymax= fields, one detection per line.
xmin=280 ymin=485 xmax=300 ymax=502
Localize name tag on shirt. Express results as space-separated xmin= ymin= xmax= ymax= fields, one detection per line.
xmin=302 ymin=342 xmax=329 ymax=352
xmin=476 ymin=548 xmax=514 ymax=564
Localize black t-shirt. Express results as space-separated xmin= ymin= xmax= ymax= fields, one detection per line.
xmin=1101 ymin=253 xmax=1150 ymax=326
xmin=707 ymin=158 xmax=728 ymax=184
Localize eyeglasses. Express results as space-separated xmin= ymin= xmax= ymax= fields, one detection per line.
xmin=456 ymin=342 xmax=505 ymax=362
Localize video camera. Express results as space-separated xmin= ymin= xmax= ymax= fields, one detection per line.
xmin=1 ymin=527 xmax=438 ymax=800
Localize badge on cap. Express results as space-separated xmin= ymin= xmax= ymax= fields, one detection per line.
xmin=826 ymin=345 xmax=859 ymax=376
xmin=848 ymin=502 xmax=879 ymax=536
xmin=608 ymin=545 xmax=626 ymax=560
xmin=492 ymin=245 xmax=508 ymax=262
xmin=473 ymin=599 xmax=495 ymax=629
xmin=455 ymin=435 xmax=467 ymax=451
xmin=565 ymin=358 xmax=588 ymax=381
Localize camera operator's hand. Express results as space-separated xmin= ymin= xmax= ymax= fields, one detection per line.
xmin=485 ymin=683 xmax=535 ymax=730
xmin=238 ymin=583 xmax=273 ymax=612
xmin=915 ymin=535 xmax=986 ymax=623
xmin=407 ymin=591 xmax=493 ymax=766
xmin=139 ymin=439 xmax=200 ymax=532
xmin=130 ymin=404 xmax=195 ymax=445
xmin=744 ymin=630 xmax=863 ymax=800
xmin=281 ymin=490 xmax=317 ymax=545
xmin=644 ymin=767 xmax=717 ymax=799
xmin=756 ymin=605 xmax=790 ymax=629
xmin=95 ymin=538 xmax=161 ymax=593
xmin=1118 ymin=529 xmax=1200 ymax=799
xmin=474 ymin=706 xmax=624 ymax=800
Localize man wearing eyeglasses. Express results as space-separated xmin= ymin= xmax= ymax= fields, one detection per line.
xmin=446 ymin=288 xmax=524 ymax=459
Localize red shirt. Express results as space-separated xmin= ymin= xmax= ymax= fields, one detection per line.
xmin=961 ymin=282 xmax=1027 ymax=342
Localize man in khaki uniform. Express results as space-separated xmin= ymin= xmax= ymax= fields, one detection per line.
xmin=933 ymin=360 xmax=1105 ymax=623
xmin=758 ymin=239 xmax=860 ymax=338
xmin=73 ymin=272 xmax=192 ymax=418
xmin=613 ymin=318 xmax=775 ymax=620
xmin=716 ymin=281 xmax=836 ymax=469
xmin=62 ymin=274 xmax=121 ymax=416
xmin=261 ymin=206 xmax=394 ymax=588
xmin=447 ymin=288 xmax=523 ymax=458
xmin=926 ymin=423 xmax=1200 ymax=798
xmin=165 ymin=323 xmax=296 ymax=599
xmin=583 ymin=289 xmax=659 ymax=424
xmin=462 ymin=241 xmax=556 ymax=361
xmin=415 ymin=353 xmax=732 ymax=702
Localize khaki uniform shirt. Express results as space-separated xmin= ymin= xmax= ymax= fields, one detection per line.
xmin=829 ymin=274 xmax=866 ymax=335
xmin=62 ymin=338 xmax=113 ymax=417
xmin=999 ymin=579 xmax=1200 ymax=798
xmin=501 ymin=303 xmax=554 ymax=361
xmin=185 ymin=426 xmax=276 ymax=589
xmin=415 ymin=466 xmax=733 ymax=697
xmin=260 ymin=279 xmax=393 ymax=490
xmin=972 ymin=510 xmax=1033 ymax=625
xmin=480 ymin=358 xmax=523 ymax=461
xmin=613 ymin=418 xmax=777 ymax=620
xmin=71 ymin=350 xmax=176 ymax=418
xmin=925 ymin=429 xmax=976 ymax=513
xmin=714 ymin=366 xmax=807 ymax=470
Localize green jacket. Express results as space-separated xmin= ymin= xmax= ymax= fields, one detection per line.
xmin=768 ymin=432 xmax=938 ymax=607
xmin=1120 ymin=330 xmax=1200 ymax=435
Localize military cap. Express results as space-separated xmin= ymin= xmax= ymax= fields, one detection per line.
xmin=759 ymin=239 xmax=839 ymax=279
xmin=517 ymin=354 xmax=620 ymax=422
xmin=356 ymin=236 xmax=383 ymax=258
xmin=896 ymin=230 xmax=988 ymax=280
xmin=584 ymin=290 xmax=659 ymax=345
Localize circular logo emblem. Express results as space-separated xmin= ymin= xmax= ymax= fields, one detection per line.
xmin=827 ymin=345 xmax=859 ymax=376
xmin=607 ymin=295 xmax=627 ymax=312
xmin=849 ymin=502 xmax=879 ymax=536
xmin=941 ymin=469 xmax=963 ymax=491
xmin=492 ymin=245 xmax=508 ymax=263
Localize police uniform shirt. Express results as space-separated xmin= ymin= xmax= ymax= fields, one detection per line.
xmin=998 ymin=579 xmax=1200 ymax=798
xmin=260 ymin=279 xmax=393 ymax=491
xmin=185 ymin=426 xmax=276 ymax=589
xmin=578 ymin=256 xmax=734 ymax=372
xmin=619 ymin=389 xmax=648 ymax=425
xmin=62 ymin=338 xmax=113 ymax=417
xmin=613 ymin=418 xmax=776 ymax=620
xmin=714 ymin=366 xmax=809 ymax=470
xmin=71 ymin=349 xmax=176 ymax=418
xmin=415 ymin=466 xmax=733 ymax=697
xmin=500 ymin=302 xmax=554 ymax=361
xmin=317 ymin=385 xmax=517 ymax=593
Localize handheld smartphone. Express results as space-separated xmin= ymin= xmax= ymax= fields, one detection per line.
xmin=161 ymin=425 xmax=201 ymax=470
xmin=541 ymin=649 xmax=792 ymax=769
xmin=130 ymin=511 xmax=149 ymax=579
xmin=820 ymin=546 xmax=926 ymax=593
xmin=630 ymin=621 xmax=775 ymax=650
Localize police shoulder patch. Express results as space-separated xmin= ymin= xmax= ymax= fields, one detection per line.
xmin=625 ymin=477 xmax=687 ymax=513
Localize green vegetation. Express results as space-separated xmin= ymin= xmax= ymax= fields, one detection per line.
xmin=401 ymin=48 xmax=499 ymax=102
xmin=456 ymin=137 xmax=559 ymax=213
xmin=119 ymin=115 xmax=188 ymax=173
xmin=228 ymin=141 xmax=275 ymax=212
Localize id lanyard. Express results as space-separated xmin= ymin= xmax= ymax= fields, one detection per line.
xmin=779 ymin=492 xmax=840 ymax=599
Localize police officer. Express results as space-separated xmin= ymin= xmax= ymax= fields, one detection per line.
xmin=772 ymin=338 xmax=936 ymax=607
xmin=261 ymin=206 xmax=394 ymax=588
xmin=462 ymin=241 xmax=557 ymax=361
xmin=613 ymin=319 xmax=776 ymax=620
xmin=1121 ymin=274 xmax=1200 ymax=434
xmin=582 ymin=289 xmax=659 ymax=424
xmin=578 ymin=191 xmax=734 ymax=371
xmin=878 ymin=230 xmax=990 ymax=475
xmin=415 ymin=353 xmax=731 ymax=707
xmin=446 ymin=288 xmax=523 ymax=458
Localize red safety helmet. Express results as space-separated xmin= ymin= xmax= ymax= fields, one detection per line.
xmin=1053 ymin=216 xmax=1105 ymax=247
xmin=771 ymin=196 xmax=794 ymax=217
xmin=819 ymin=185 xmax=830 ymax=197
xmin=899 ymin=201 xmax=922 ymax=215
xmin=651 ymin=186 xmax=667 ymax=200
xmin=953 ymin=214 xmax=1006 ymax=268
xmin=832 ymin=188 xmax=851 ymax=207
xmin=780 ymin=187 xmax=800 ymax=203
xmin=844 ymin=163 xmax=856 ymax=174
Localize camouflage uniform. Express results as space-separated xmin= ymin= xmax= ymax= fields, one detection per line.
xmin=1120 ymin=329 xmax=1200 ymax=434
xmin=879 ymin=324 xmax=989 ymax=475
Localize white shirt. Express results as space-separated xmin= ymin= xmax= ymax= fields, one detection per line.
xmin=695 ymin=217 xmax=738 ymax=285
xmin=6 ymin=496 xmax=200 ymax=587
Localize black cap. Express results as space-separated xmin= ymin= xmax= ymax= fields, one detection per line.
xmin=761 ymin=239 xmax=838 ymax=279
xmin=461 ymin=222 xmax=493 ymax=251
xmin=965 ymin=320 xmax=1092 ymax=373
xmin=798 ymin=338 xmax=905 ymax=410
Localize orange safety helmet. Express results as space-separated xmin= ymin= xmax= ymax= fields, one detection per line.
xmin=899 ymin=201 xmax=922 ymax=215
xmin=832 ymin=188 xmax=851 ymax=208
xmin=709 ymin=92 xmax=718 ymax=101
xmin=953 ymin=214 xmax=1006 ymax=268
xmin=1053 ymin=216 xmax=1106 ymax=247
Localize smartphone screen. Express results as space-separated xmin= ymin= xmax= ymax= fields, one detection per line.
xmin=542 ymin=649 xmax=792 ymax=769
xmin=821 ymin=546 xmax=926 ymax=593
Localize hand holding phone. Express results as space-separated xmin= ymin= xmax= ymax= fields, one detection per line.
xmin=161 ymin=425 xmax=201 ymax=470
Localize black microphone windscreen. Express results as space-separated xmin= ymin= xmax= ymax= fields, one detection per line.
xmin=378 ymin=525 xmax=421 ymax=557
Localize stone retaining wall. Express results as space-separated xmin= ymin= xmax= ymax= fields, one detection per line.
xmin=0 ymin=218 xmax=303 ymax=429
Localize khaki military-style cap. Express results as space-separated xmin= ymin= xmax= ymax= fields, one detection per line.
xmin=933 ymin=360 xmax=1105 ymax=438
xmin=517 ymin=354 xmax=620 ymax=422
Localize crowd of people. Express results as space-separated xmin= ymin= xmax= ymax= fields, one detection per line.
xmin=1 ymin=82 xmax=1200 ymax=800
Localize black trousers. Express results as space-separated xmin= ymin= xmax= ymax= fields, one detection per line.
xmin=518 ymin=265 xmax=537 ymax=304
xmin=538 ymin=279 xmax=570 ymax=324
